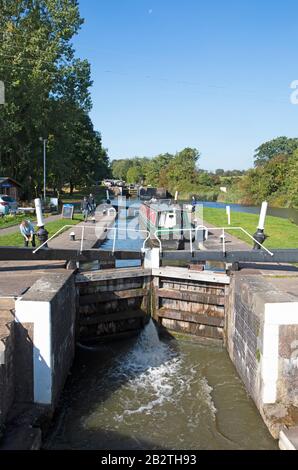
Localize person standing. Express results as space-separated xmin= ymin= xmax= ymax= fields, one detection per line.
xmin=36 ymin=223 xmax=49 ymax=248
xmin=19 ymin=220 xmax=36 ymax=247
xmin=88 ymin=193 xmax=96 ymax=214
xmin=191 ymin=196 xmax=197 ymax=213
xmin=81 ymin=196 xmax=91 ymax=222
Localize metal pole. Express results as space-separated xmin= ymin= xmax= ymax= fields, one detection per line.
xmin=80 ymin=225 xmax=85 ymax=254
xmin=112 ymin=228 xmax=116 ymax=254
xmin=43 ymin=139 xmax=46 ymax=201
xmin=222 ymin=228 xmax=226 ymax=253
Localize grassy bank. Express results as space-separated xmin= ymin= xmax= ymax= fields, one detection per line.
xmin=203 ymin=208 xmax=298 ymax=249
xmin=0 ymin=216 xmax=83 ymax=247
xmin=0 ymin=212 xmax=55 ymax=230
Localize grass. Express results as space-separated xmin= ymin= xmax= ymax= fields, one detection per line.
xmin=0 ymin=215 xmax=83 ymax=247
xmin=0 ymin=212 xmax=57 ymax=230
xmin=0 ymin=214 xmax=34 ymax=229
xmin=202 ymin=207 xmax=298 ymax=249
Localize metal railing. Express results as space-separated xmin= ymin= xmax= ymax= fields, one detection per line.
xmin=32 ymin=221 xmax=274 ymax=258
xmin=33 ymin=224 xmax=151 ymax=255
xmin=154 ymin=225 xmax=274 ymax=256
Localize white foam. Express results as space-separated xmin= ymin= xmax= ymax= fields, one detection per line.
xmin=108 ymin=320 xmax=217 ymax=422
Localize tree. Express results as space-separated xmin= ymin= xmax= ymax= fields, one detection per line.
xmin=145 ymin=153 xmax=174 ymax=186
xmin=286 ymin=150 xmax=298 ymax=207
xmin=111 ymin=159 xmax=133 ymax=180
xmin=254 ymin=137 xmax=298 ymax=167
xmin=166 ymin=148 xmax=200 ymax=190
xmin=0 ymin=0 xmax=109 ymax=198
xmin=126 ymin=166 xmax=143 ymax=184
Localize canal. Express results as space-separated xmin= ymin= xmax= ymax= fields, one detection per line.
xmin=47 ymin=197 xmax=278 ymax=450
xmin=44 ymin=320 xmax=276 ymax=450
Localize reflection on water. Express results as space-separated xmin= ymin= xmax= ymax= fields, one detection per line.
xmin=44 ymin=321 xmax=277 ymax=450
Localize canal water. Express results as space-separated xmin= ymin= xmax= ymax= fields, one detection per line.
xmin=68 ymin=197 xmax=277 ymax=450
xmin=44 ymin=320 xmax=276 ymax=450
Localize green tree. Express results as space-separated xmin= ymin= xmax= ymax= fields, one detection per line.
xmin=166 ymin=148 xmax=200 ymax=190
xmin=112 ymin=159 xmax=133 ymax=180
xmin=286 ymin=150 xmax=298 ymax=207
xmin=0 ymin=0 xmax=108 ymax=198
xmin=254 ymin=137 xmax=298 ymax=167
xmin=126 ymin=166 xmax=143 ymax=184
xmin=145 ymin=153 xmax=174 ymax=186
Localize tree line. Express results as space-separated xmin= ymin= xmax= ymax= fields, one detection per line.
xmin=235 ymin=136 xmax=298 ymax=207
xmin=112 ymin=148 xmax=224 ymax=200
xmin=112 ymin=148 xmax=246 ymax=201
xmin=112 ymin=137 xmax=298 ymax=207
xmin=0 ymin=0 xmax=110 ymax=200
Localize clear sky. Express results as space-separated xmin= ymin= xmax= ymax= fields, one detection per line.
xmin=74 ymin=0 xmax=298 ymax=170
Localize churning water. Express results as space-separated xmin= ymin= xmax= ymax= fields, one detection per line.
xmin=44 ymin=321 xmax=276 ymax=450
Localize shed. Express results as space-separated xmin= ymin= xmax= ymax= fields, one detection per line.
xmin=0 ymin=177 xmax=22 ymax=200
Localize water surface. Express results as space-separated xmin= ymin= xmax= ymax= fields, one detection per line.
xmin=44 ymin=322 xmax=276 ymax=450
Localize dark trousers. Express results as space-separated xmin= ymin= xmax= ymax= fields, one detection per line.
xmin=24 ymin=235 xmax=36 ymax=247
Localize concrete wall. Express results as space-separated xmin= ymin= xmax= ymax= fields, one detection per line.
xmin=15 ymin=271 xmax=76 ymax=408
xmin=226 ymin=273 xmax=298 ymax=438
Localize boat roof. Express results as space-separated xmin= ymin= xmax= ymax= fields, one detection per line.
xmin=143 ymin=200 xmax=181 ymax=212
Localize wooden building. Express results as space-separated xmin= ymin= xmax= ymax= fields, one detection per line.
xmin=0 ymin=177 xmax=22 ymax=200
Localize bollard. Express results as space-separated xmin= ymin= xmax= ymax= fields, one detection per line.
xmin=34 ymin=198 xmax=44 ymax=227
xmin=253 ymin=201 xmax=268 ymax=249
xmin=69 ymin=232 xmax=75 ymax=241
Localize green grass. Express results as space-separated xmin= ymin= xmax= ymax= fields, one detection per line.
xmin=0 ymin=214 xmax=33 ymax=229
xmin=0 ymin=215 xmax=83 ymax=247
xmin=0 ymin=212 xmax=57 ymax=230
xmin=202 ymin=208 xmax=298 ymax=249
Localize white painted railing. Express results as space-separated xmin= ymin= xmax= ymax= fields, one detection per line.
xmin=33 ymin=224 xmax=151 ymax=255
xmin=32 ymin=223 xmax=274 ymax=257
xmin=154 ymin=226 xmax=274 ymax=256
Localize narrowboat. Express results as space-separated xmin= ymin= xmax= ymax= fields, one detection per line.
xmin=139 ymin=199 xmax=193 ymax=250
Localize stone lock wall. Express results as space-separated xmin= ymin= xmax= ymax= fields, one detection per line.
xmin=226 ymin=273 xmax=298 ymax=438
xmin=15 ymin=271 xmax=76 ymax=408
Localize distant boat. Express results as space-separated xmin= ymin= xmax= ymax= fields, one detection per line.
xmin=139 ymin=187 xmax=170 ymax=200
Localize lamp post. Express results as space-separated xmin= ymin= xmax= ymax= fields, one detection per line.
xmin=39 ymin=137 xmax=47 ymax=201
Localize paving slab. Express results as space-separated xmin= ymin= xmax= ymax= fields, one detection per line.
xmin=48 ymin=208 xmax=116 ymax=251
xmin=195 ymin=219 xmax=250 ymax=251
xmin=0 ymin=260 xmax=67 ymax=297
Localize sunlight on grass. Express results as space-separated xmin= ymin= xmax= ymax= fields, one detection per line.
xmin=203 ymin=208 xmax=298 ymax=249
xmin=0 ymin=216 xmax=83 ymax=247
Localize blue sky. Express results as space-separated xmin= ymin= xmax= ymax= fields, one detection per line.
xmin=74 ymin=0 xmax=298 ymax=170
